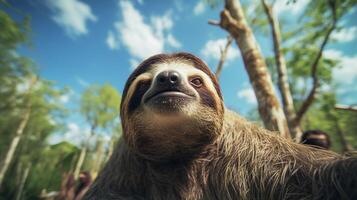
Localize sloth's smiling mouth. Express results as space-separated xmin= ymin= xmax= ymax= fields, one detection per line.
xmin=145 ymin=90 xmax=194 ymax=104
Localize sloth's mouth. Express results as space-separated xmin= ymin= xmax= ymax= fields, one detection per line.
xmin=144 ymin=90 xmax=195 ymax=111
xmin=144 ymin=89 xmax=194 ymax=103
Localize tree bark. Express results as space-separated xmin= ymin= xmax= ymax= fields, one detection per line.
xmin=261 ymin=0 xmax=303 ymax=140
xmin=15 ymin=163 xmax=31 ymax=200
xmin=215 ymin=35 xmax=233 ymax=80
xmin=214 ymin=0 xmax=291 ymax=138
xmin=0 ymin=76 xmax=37 ymax=190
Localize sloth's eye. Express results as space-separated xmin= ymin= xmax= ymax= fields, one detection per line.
xmin=190 ymin=77 xmax=203 ymax=88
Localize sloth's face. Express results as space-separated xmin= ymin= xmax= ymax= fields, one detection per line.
xmin=120 ymin=53 xmax=224 ymax=160
xmin=142 ymin=63 xmax=201 ymax=114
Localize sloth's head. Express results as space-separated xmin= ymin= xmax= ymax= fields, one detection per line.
xmin=120 ymin=53 xmax=224 ymax=161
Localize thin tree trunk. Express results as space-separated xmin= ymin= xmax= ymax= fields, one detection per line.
xmin=335 ymin=122 xmax=354 ymax=153
xmin=107 ymin=139 xmax=115 ymax=161
xmin=91 ymin=139 xmax=104 ymax=178
xmin=74 ymin=146 xmax=87 ymax=179
xmin=0 ymin=76 xmax=37 ymax=190
xmin=15 ymin=162 xmax=23 ymax=189
xmin=210 ymin=0 xmax=290 ymax=138
xmin=215 ymin=35 xmax=233 ymax=80
xmin=15 ymin=163 xmax=31 ymax=200
xmin=73 ymin=125 xmax=95 ymax=179
xmin=331 ymin=115 xmax=354 ymax=153
xmin=261 ymin=0 xmax=303 ymax=140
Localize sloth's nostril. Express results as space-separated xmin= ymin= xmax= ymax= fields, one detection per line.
xmin=169 ymin=74 xmax=178 ymax=83
xmin=158 ymin=76 xmax=166 ymax=83
xmin=156 ymin=71 xmax=181 ymax=86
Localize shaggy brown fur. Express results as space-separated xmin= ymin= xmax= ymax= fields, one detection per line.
xmin=84 ymin=53 xmax=357 ymax=200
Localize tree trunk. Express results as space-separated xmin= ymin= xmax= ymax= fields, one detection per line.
xmin=330 ymin=114 xmax=354 ymax=153
xmin=215 ymin=35 xmax=233 ymax=80
xmin=335 ymin=121 xmax=354 ymax=153
xmin=261 ymin=0 xmax=303 ymax=140
xmin=0 ymin=77 xmax=37 ymax=190
xmin=15 ymin=163 xmax=31 ymax=200
xmin=91 ymin=139 xmax=104 ymax=178
xmin=73 ymin=125 xmax=96 ymax=179
xmin=214 ymin=0 xmax=291 ymax=138
xmin=107 ymin=139 xmax=115 ymax=161
xmin=74 ymin=146 xmax=87 ymax=179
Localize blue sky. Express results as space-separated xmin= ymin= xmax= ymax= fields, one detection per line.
xmin=7 ymin=0 xmax=357 ymax=145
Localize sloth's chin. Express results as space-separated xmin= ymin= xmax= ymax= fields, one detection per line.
xmin=145 ymin=91 xmax=195 ymax=113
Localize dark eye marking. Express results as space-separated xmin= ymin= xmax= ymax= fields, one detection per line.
xmin=197 ymin=88 xmax=217 ymax=110
xmin=189 ymin=76 xmax=203 ymax=88
xmin=128 ymin=79 xmax=152 ymax=114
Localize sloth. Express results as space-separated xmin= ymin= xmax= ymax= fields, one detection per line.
xmin=84 ymin=53 xmax=357 ymax=200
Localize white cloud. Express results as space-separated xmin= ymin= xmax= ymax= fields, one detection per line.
xmin=151 ymin=12 xmax=173 ymax=36
xmin=324 ymin=49 xmax=342 ymax=59
xmin=332 ymin=26 xmax=357 ymax=42
xmin=106 ymin=31 xmax=120 ymax=50
xmin=193 ymin=1 xmax=205 ymax=15
xmin=237 ymin=87 xmax=257 ymax=105
xmin=167 ymin=34 xmax=182 ymax=48
xmin=201 ymin=38 xmax=240 ymax=62
xmin=107 ymin=1 xmax=180 ymax=64
xmin=274 ymin=0 xmax=309 ymax=17
xmin=46 ymin=0 xmax=97 ymax=37
xmin=324 ymin=49 xmax=357 ymax=84
xmin=48 ymin=122 xmax=91 ymax=146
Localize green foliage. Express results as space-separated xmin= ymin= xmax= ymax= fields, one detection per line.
xmin=2 ymin=142 xmax=79 ymax=200
xmin=302 ymin=93 xmax=357 ymax=152
xmin=284 ymin=0 xmax=356 ymax=88
xmin=80 ymin=84 xmax=121 ymax=131
xmin=0 ymin=10 xmax=29 ymax=50
xmin=247 ymin=0 xmax=357 ymax=151
xmin=0 ymin=5 xmax=70 ymax=199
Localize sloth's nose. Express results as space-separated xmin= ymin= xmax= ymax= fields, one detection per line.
xmin=156 ymin=70 xmax=181 ymax=86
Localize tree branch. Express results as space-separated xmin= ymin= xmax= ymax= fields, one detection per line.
xmin=208 ymin=20 xmax=220 ymax=26
xmin=261 ymin=0 xmax=302 ymax=139
xmin=215 ymin=35 xmax=233 ymax=80
xmin=212 ymin=0 xmax=291 ymax=138
xmin=295 ymin=2 xmax=337 ymax=123
xmin=335 ymin=104 xmax=357 ymax=112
